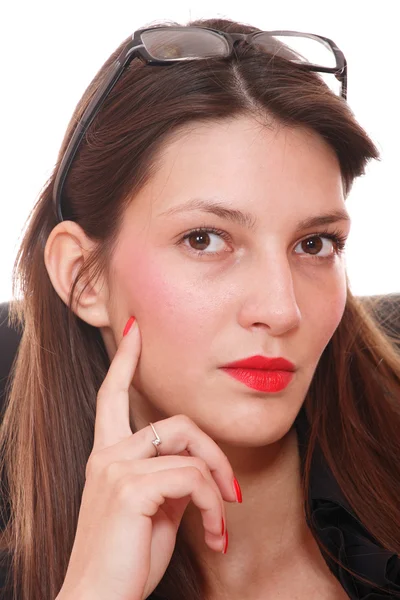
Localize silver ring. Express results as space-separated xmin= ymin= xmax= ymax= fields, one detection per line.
xmin=149 ymin=422 xmax=162 ymax=457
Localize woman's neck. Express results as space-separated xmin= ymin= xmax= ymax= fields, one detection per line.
xmin=180 ymin=426 xmax=330 ymax=599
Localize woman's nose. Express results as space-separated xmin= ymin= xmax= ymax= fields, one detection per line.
xmin=237 ymin=255 xmax=301 ymax=336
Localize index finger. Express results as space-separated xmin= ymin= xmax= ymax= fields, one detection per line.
xmin=93 ymin=317 xmax=141 ymax=451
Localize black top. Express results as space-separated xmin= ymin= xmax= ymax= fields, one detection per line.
xmin=0 ymin=406 xmax=399 ymax=599
xmin=293 ymin=405 xmax=400 ymax=599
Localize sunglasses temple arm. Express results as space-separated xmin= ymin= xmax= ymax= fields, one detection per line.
xmin=53 ymin=59 xmax=125 ymax=220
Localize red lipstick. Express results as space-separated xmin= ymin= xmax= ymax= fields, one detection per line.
xmin=220 ymin=355 xmax=295 ymax=393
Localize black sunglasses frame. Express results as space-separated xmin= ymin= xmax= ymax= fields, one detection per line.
xmin=52 ymin=26 xmax=348 ymax=223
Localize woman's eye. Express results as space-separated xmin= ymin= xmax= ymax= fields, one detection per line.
xmin=180 ymin=228 xmax=231 ymax=256
xmin=179 ymin=228 xmax=347 ymax=259
xmin=294 ymin=235 xmax=343 ymax=258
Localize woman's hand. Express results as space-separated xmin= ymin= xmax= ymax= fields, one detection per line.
xmin=56 ymin=317 xmax=238 ymax=600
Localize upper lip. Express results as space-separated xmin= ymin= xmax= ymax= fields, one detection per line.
xmin=221 ymin=355 xmax=295 ymax=371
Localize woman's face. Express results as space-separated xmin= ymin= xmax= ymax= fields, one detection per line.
xmin=105 ymin=115 xmax=350 ymax=446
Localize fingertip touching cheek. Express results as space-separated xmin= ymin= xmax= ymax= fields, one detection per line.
xmin=107 ymin=115 xmax=350 ymax=445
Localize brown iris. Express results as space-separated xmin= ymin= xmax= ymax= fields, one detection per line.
xmin=301 ymin=236 xmax=324 ymax=255
xmin=188 ymin=231 xmax=210 ymax=251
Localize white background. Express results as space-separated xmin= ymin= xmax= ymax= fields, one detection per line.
xmin=1 ymin=0 xmax=399 ymax=302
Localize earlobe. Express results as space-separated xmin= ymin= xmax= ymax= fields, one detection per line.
xmin=44 ymin=221 xmax=110 ymax=328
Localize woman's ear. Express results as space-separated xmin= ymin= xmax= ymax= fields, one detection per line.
xmin=44 ymin=220 xmax=111 ymax=328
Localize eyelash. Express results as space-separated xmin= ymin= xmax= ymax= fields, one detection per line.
xmin=179 ymin=225 xmax=348 ymax=259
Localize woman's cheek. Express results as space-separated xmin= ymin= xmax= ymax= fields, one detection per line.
xmin=121 ymin=258 xmax=213 ymax=341
xmin=298 ymin=268 xmax=346 ymax=349
xmin=314 ymin=291 xmax=347 ymax=352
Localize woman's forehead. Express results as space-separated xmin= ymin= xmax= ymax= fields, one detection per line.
xmin=128 ymin=116 xmax=345 ymax=223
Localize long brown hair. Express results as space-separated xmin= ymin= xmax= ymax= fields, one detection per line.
xmin=1 ymin=16 xmax=399 ymax=600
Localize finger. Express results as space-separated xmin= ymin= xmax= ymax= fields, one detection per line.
xmin=94 ymin=317 xmax=141 ymax=451
xmin=129 ymin=467 xmax=226 ymax=543
xmin=105 ymin=416 xmax=238 ymax=503
xmin=113 ymin=455 xmax=226 ymax=524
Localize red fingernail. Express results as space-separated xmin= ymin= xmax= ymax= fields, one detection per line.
xmin=123 ymin=316 xmax=136 ymax=337
xmin=221 ymin=517 xmax=225 ymax=537
xmin=222 ymin=530 xmax=229 ymax=554
xmin=233 ymin=477 xmax=242 ymax=503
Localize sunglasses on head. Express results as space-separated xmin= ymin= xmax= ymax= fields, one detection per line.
xmin=52 ymin=25 xmax=347 ymax=223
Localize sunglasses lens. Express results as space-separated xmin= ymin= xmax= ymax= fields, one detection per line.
xmin=141 ymin=28 xmax=343 ymax=97
xmin=252 ymin=32 xmax=343 ymax=96
xmin=142 ymin=27 xmax=230 ymax=60
xmin=252 ymin=32 xmax=338 ymax=69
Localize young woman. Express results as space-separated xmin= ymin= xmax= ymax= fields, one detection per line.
xmin=0 ymin=15 xmax=399 ymax=600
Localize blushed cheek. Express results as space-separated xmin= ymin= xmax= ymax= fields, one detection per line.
xmin=115 ymin=250 xmax=215 ymax=348
xmin=113 ymin=252 xmax=222 ymax=411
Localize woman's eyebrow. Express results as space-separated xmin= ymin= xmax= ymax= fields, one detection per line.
xmin=294 ymin=210 xmax=351 ymax=232
xmin=159 ymin=198 xmax=350 ymax=231
xmin=159 ymin=198 xmax=257 ymax=230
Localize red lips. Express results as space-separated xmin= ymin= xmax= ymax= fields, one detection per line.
xmin=221 ymin=355 xmax=295 ymax=371
xmin=220 ymin=355 xmax=295 ymax=393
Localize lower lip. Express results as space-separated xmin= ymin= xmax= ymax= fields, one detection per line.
xmin=220 ymin=368 xmax=294 ymax=392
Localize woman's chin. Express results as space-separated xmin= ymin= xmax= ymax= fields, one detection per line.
xmin=191 ymin=404 xmax=300 ymax=449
